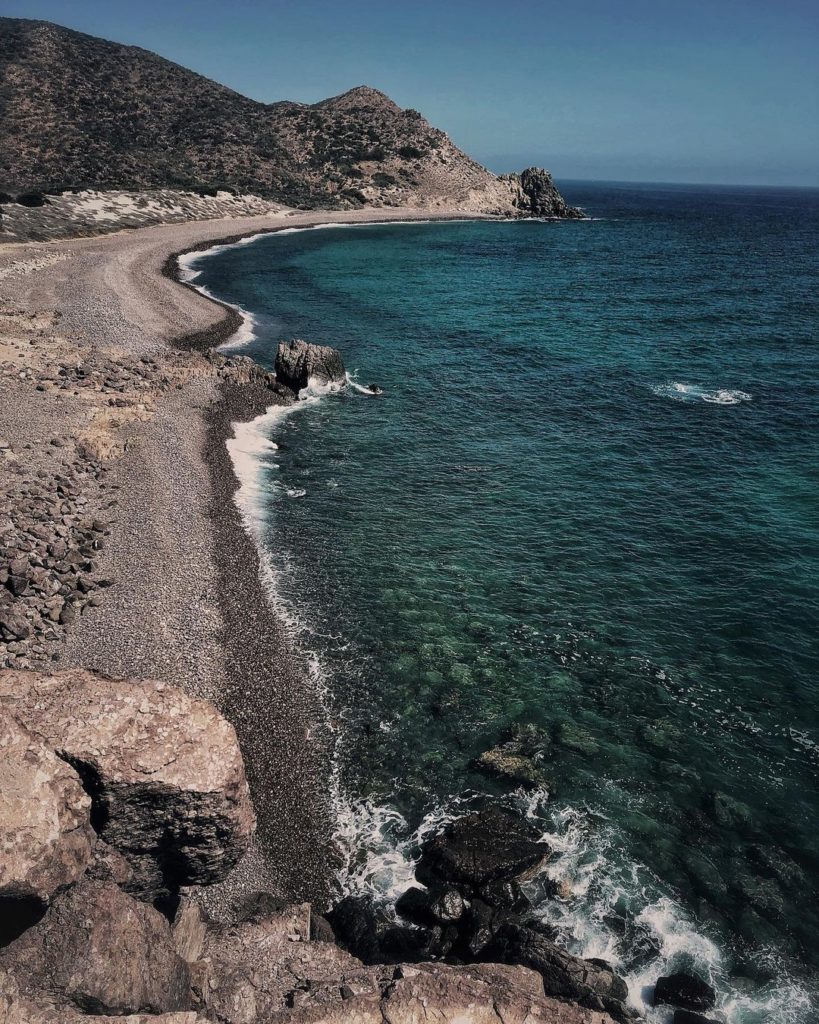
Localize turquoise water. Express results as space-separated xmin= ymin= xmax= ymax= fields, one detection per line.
xmin=189 ymin=183 xmax=819 ymax=1022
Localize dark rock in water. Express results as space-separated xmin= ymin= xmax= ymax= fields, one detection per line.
xmin=459 ymin=898 xmax=510 ymax=958
xmin=673 ymin=1011 xmax=720 ymax=1024
xmin=395 ymin=885 xmax=435 ymax=925
xmin=415 ymin=805 xmax=550 ymax=892
xmin=480 ymin=878 xmax=531 ymax=912
xmin=654 ymin=972 xmax=717 ymax=1012
xmin=326 ymin=895 xmax=386 ymax=963
xmin=483 ymin=923 xmax=633 ymax=1022
xmin=507 ymin=167 xmax=585 ymax=219
xmin=274 ymin=339 xmax=345 ymax=395
xmin=473 ymin=723 xmax=550 ymax=789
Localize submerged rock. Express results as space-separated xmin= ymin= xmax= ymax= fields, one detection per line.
xmin=473 ymin=723 xmax=551 ymax=789
xmin=653 ymin=972 xmax=717 ymax=1013
xmin=0 ymin=668 xmax=255 ymax=902
xmin=0 ymin=879 xmax=191 ymax=1015
xmin=274 ymin=339 xmax=345 ymax=395
xmin=415 ymin=805 xmax=550 ymax=892
xmin=0 ymin=712 xmax=93 ymax=943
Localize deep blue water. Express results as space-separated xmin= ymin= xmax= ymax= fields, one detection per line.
xmin=189 ymin=182 xmax=819 ymax=1023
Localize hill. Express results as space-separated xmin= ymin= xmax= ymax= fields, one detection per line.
xmin=0 ymin=18 xmax=580 ymax=217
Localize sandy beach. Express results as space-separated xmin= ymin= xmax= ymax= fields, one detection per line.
xmin=0 ymin=206 xmax=489 ymax=912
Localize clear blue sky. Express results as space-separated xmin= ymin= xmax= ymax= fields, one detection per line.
xmin=5 ymin=0 xmax=818 ymax=185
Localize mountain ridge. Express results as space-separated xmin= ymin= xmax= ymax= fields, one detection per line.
xmin=0 ymin=17 xmax=581 ymax=218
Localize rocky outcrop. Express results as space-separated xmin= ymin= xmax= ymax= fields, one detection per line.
xmin=505 ymin=167 xmax=584 ymax=218
xmin=0 ymin=879 xmax=192 ymax=1015
xmin=331 ymin=805 xmax=632 ymax=1022
xmin=0 ymin=669 xmax=255 ymax=901
xmin=164 ymin=896 xmax=618 ymax=1024
xmin=381 ymin=962 xmax=617 ymax=1024
xmin=0 ymin=712 xmax=93 ymax=942
xmin=415 ymin=805 xmax=551 ymax=891
xmin=654 ymin=972 xmax=717 ymax=1013
xmin=275 ymin=339 xmax=346 ymax=396
xmin=484 ymin=924 xmax=633 ymax=1022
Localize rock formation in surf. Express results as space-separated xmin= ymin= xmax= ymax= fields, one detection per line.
xmin=274 ymin=339 xmax=346 ymax=396
xmin=506 ymin=167 xmax=585 ymax=219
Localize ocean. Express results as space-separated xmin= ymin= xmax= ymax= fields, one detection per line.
xmin=182 ymin=181 xmax=819 ymax=1023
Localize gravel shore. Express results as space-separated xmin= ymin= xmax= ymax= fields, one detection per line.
xmin=0 ymin=206 xmax=487 ymax=912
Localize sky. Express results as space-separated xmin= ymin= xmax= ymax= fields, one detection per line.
xmin=4 ymin=0 xmax=818 ymax=186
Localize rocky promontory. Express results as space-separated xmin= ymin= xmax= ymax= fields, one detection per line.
xmin=0 ymin=18 xmax=583 ymax=243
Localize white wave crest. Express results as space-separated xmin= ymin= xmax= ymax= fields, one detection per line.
xmin=345 ymin=370 xmax=384 ymax=395
xmin=652 ymin=382 xmax=752 ymax=405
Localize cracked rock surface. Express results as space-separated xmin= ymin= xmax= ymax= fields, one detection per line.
xmin=0 ymin=711 xmax=93 ymax=939
xmin=0 ymin=668 xmax=255 ymax=901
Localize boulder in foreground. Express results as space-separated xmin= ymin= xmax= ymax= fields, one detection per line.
xmin=0 ymin=712 xmax=93 ymax=942
xmin=0 ymin=879 xmax=191 ymax=1015
xmin=275 ymin=339 xmax=345 ymax=395
xmin=0 ymin=668 xmax=255 ymax=901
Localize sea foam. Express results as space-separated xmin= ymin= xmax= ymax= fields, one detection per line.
xmin=652 ymin=382 xmax=752 ymax=404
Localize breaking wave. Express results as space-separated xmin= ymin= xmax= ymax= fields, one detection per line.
xmin=652 ymin=382 xmax=752 ymax=404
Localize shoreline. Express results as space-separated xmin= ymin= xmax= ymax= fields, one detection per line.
xmin=0 ymin=205 xmax=493 ymax=914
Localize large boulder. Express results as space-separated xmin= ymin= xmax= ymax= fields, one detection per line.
xmin=484 ymin=923 xmax=633 ymax=1022
xmin=415 ymin=805 xmax=550 ymax=893
xmin=0 ymin=712 xmax=93 ymax=943
xmin=0 ymin=879 xmax=192 ymax=1015
xmin=654 ymin=972 xmax=717 ymax=1013
xmin=274 ymin=339 xmax=345 ymax=395
xmin=0 ymin=669 xmax=255 ymax=901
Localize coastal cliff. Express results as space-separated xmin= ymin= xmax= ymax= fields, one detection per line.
xmin=0 ymin=17 xmax=581 ymax=236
